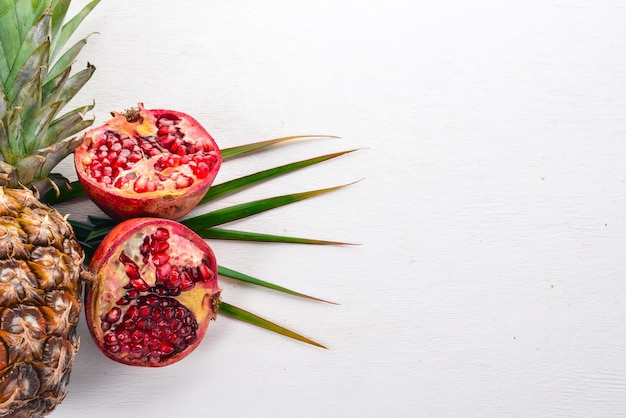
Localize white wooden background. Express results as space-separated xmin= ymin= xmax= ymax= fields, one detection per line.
xmin=51 ymin=1 xmax=626 ymax=417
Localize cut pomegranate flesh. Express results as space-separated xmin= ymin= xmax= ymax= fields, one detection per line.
xmin=85 ymin=218 xmax=221 ymax=367
xmin=74 ymin=104 xmax=222 ymax=220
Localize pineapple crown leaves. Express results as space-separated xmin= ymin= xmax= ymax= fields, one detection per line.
xmin=0 ymin=0 xmax=99 ymax=193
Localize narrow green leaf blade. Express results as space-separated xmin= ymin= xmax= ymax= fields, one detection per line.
xmin=218 ymin=301 xmax=327 ymax=349
xmin=197 ymin=227 xmax=351 ymax=245
xmin=51 ymin=0 xmax=100 ymax=60
xmin=0 ymin=2 xmax=20 ymax=71
xmin=14 ymin=66 xmax=44 ymax=135
xmin=54 ymin=62 xmax=95 ymax=106
xmin=201 ymin=149 xmax=358 ymax=204
xmin=85 ymin=222 xmax=115 ymax=243
xmin=8 ymin=39 xmax=50 ymax=101
xmin=68 ymin=219 xmax=96 ymax=242
xmin=221 ymin=135 xmax=337 ymax=160
xmin=15 ymin=0 xmax=48 ymax=42
xmin=43 ymin=179 xmax=84 ymax=203
xmin=6 ymin=11 xmax=50 ymax=93
xmin=42 ymin=102 xmax=94 ymax=145
xmin=42 ymin=65 xmax=70 ymax=105
xmin=50 ymin=0 xmax=71 ymax=46
xmin=47 ymin=34 xmax=91 ymax=82
xmin=219 ymin=265 xmax=336 ymax=304
xmin=6 ymin=107 xmax=25 ymax=159
xmin=23 ymin=100 xmax=62 ymax=151
xmin=0 ymin=24 xmax=10 ymax=84
xmin=0 ymin=120 xmax=9 ymax=163
xmin=183 ymin=183 xmax=354 ymax=231
xmin=87 ymin=215 xmax=116 ymax=226
xmin=0 ymin=87 xmax=8 ymax=121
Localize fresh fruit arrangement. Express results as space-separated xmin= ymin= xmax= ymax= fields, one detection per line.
xmin=0 ymin=1 xmax=356 ymax=417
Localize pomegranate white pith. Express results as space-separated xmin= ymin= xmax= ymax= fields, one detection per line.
xmin=86 ymin=219 xmax=221 ymax=367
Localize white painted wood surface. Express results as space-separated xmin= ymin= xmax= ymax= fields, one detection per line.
xmin=53 ymin=1 xmax=626 ymax=417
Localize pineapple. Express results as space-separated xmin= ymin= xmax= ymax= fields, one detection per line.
xmin=0 ymin=0 xmax=99 ymax=416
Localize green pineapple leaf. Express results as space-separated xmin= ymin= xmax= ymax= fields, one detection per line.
xmin=51 ymin=0 xmax=100 ymax=60
xmin=8 ymin=39 xmax=50 ymax=102
xmin=47 ymin=34 xmax=93 ymax=82
xmin=50 ymin=0 xmax=72 ymax=47
xmin=0 ymin=120 xmax=9 ymax=162
xmin=22 ymin=100 xmax=63 ymax=150
xmin=0 ymin=3 xmax=22 ymax=75
xmin=41 ymin=101 xmax=94 ymax=147
xmin=42 ymin=65 xmax=71 ymax=105
xmin=6 ymin=11 xmax=50 ymax=95
xmin=15 ymin=0 xmax=50 ymax=43
xmin=0 ymin=0 xmax=98 ymax=191
xmin=52 ymin=62 xmax=95 ymax=107
xmin=16 ymin=68 xmax=46 ymax=150
xmin=5 ymin=107 xmax=25 ymax=159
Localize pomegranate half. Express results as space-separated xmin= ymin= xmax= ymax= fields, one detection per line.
xmin=85 ymin=218 xmax=221 ymax=367
xmin=74 ymin=103 xmax=222 ymax=220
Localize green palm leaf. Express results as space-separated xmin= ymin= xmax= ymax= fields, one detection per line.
xmin=200 ymin=149 xmax=358 ymax=205
xmin=196 ymin=227 xmax=352 ymax=245
xmin=218 ymin=302 xmax=327 ymax=349
xmin=183 ymin=183 xmax=355 ymax=231
xmin=221 ymin=135 xmax=337 ymax=160
xmin=219 ymin=265 xmax=336 ymax=304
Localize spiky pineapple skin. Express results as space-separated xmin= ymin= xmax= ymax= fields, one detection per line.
xmin=0 ymin=1 xmax=98 ymax=415
xmin=0 ymin=187 xmax=83 ymax=418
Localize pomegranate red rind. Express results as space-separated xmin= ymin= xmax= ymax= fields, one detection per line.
xmin=74 ymin=103 xmax=222 ymax=220
xmin=85 ymin=218 xmax=221 ymax=367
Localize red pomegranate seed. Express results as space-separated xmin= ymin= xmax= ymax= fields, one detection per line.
xmin=158 ymin=341 xmax=175 ymax=356
xmin=195 ymin=162 xmax=209 ymax=179
xmin=108 ymin=344 xmax=121 ymax=353
xmin=106 ymin=307 xmax=121 ymax=323
xmin=175 ymin=175 xmax=192 ymax=189
xmin=197 ymin=262 xmax=212 ymax=282
xmin=116 ymin=296 xmax=130 ymax=306
xmin=151 ymin=308 xmax=162 ymax=321
xmin=119 ymin=253 xmax=141 ymax=280
xmin=180 ymin=271 xmax=194 ymax=291
xmin=126 ymin=305 xmax=140 ymax=320
xmin=156 ymin=263 xmax=172 ymax=282
xmin=104 ymin=333 xmax=117 ymax=345
xmin=152 ymin=252 xmax=169 ymax=266
xmin=134 ymin=175 xmax=150 ymax=193
xmin=139 ymin=305 xmax=151 ymax=318
xmin=116 ymin=330 xmax=131 ymax=344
